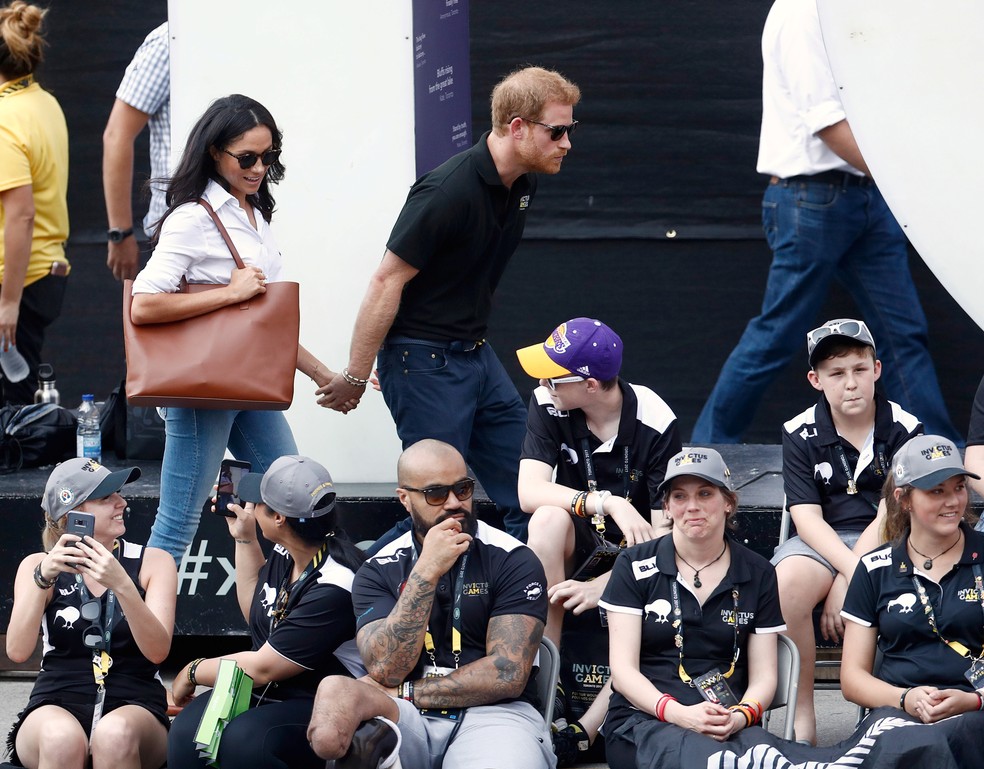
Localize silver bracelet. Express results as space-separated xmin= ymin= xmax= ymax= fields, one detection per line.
xmin=341 ymin=368 xmax=369 ymax=387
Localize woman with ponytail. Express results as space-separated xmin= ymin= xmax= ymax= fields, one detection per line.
xmin=0 ymin=1 xmax=69 ymax=405
xmin=167 ymin=455 xmax=365 ymax=769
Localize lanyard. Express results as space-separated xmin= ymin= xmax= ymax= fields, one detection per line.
xmin=669 ymin=578 xmax=740 ymax=685
xmin=269 ymin=541 xmax=328 ymax=633
xmin=579 ymin=438 xmax=632 ymax=535
xmin=910 ymin=564 xmax=984 ymax=660
xmin=832 ymin=441 xmax=887 ymax=500
xmin=422 ymin=553 xmax=469 ymax=671
xmin=76 ymin=540 xmax=121 ymax=733
xmin=0 ymin=74 xmax=33 ymax=99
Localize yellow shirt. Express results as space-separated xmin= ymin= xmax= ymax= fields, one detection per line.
xmin=0 ymin=76 xmax=70 ymax=286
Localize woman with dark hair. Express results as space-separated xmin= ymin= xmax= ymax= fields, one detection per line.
xmin=167 ymin=455 xmax=365 ymax=769
xmin=129 ymin=95 xmax=345 ymax=561
xmin=0 ymin=1 xmax=69 ymax=405
xmin=598 ymin=448 xmax=788 ymax=768
xmin=839 ymin=434 xmax=984 ymax=767
xmin=5 ymin=458 xmax=177 ymax=769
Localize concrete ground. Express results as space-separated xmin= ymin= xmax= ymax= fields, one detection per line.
xmin=0 ymin=671 xmax=862 ymax=766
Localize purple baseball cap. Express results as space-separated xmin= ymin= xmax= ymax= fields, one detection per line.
xmin=516 ymin=318 xmax=623 ymax=381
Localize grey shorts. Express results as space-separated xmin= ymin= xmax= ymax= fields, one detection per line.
xmin=771 ymin=531 xmax=862 ymax=577
xmin=393 ymin=698 xmax=555 ymax=769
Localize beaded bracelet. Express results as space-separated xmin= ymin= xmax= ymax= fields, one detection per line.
xmin=341 ymin=368 xmax=369 ymax=387
xmin=188 ymin=657 xmax=206 ymax=686
xmin=33 ymin=562 xmax=55 ymax=590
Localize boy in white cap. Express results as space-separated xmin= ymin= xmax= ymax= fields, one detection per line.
xmin=515 ymin=318 xmax=680 ymax=763
xmin=775 ymin=318 xmax=922 ymax=743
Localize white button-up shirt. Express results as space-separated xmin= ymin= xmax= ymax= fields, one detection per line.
xmin=132 ymin=179 xmax=284 ymax=294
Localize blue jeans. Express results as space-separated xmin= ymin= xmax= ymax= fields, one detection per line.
xmin=147 ymin=407 xmax=297 ymax=561
xmin=692 ymin=178 xmax=959 ymax=443
xmin=377 ymin=340 xmax=528 ymax=541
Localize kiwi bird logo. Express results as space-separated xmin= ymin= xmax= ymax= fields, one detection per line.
xmin=259 ymin=583 xmax=277 ymax=613
xmin=55 ymin=606 xmax=81 ymax=628
xmin=645 ymin=599 xmax=671 ymax=623
xmin=887 ymin=593 xmax=916 ymax=613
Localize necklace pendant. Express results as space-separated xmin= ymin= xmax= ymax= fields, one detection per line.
xmin=846 ymin=479 xmax=858 ymax=495
xmin=693 ymin=574 xmax=702 ymax=588
xmin=924 ymin=559 xmax=933 ymax=570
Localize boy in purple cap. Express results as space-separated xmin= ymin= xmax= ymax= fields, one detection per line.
xmin=515 ymin=318 xmax=681 ymax=763
xmin=775 ymin=317 xmax=922 ymax=743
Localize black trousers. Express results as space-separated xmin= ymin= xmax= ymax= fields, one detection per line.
xmin=0 ymin=273 xmax=67 ymax=405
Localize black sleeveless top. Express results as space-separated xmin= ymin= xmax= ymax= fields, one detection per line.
xmin=27 ymin=539 xmax=167 ymax=713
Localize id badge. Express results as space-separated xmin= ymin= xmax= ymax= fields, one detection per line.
xmin=693 ymin=668 xmax=739 ymax=707
xmin=964 ymin=658 xmax=984 ymax=692
xmin=91 ymin=684 xmax=106 ymax=732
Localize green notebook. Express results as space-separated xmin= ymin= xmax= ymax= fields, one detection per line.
xmin=193 ymin=659 xmax=254 ymax=767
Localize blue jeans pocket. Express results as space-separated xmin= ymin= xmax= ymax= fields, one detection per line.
xmin=762 ymin=200 xmax=779 ymax=251
xmin=794 ymin=182 xmax=839 ymax=210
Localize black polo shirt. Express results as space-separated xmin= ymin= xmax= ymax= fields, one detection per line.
xmin=249 ymin=545 xmax=360 ymax=699
xmin=386 ymin=130 xmax=537 ymax=341
xmin=521 ymin=379 xmax=681 ymax=543
xmin=967 ymin=374 xmax=984 ymax=446
xmin=782 ymin=393 xmax=921 ymax=533
xmin=598 ymin=535 xmax=785 ymax=709
xmin=842 ymin=523 xmax=984 ymax=690
xmin=354 ymin=521 xmax=548 ymax=705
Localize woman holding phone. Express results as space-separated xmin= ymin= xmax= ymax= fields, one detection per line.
xmin=167 ymin=455 xmax=365 ymax=769
xmin=129 ymin=94 xmax=349 ymax=563
xmin=5 ymin=457 xmax=177 ymax=769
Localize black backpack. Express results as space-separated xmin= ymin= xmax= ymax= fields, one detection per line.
xmin=0 ymin=403 xmax=77 ymax=473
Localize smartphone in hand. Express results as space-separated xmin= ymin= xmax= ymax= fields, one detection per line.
xmin=65 ymin=511 xmax=95 ymax=545
xmin=215 ymin=459 xmax=251 ymax=517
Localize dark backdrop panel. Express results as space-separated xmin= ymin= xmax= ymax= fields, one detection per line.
xmin=469 ymin=0 xmax=771 ymax=237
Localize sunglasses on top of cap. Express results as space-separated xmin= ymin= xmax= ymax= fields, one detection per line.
xmin=807 ymin=319 xmax=872 ymax=347
xmin=546 ymin=374 xmax=585 ymax=390
xmin=402 ymin=477 xmax=476 ymax=506
xmin=221 ymin=148 xmax=282 ymax=169
xmin=521 ymin=118 xmax=579 ymax=141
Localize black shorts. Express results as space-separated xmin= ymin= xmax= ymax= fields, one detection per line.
xmin=6 ymin=693 xmax=169 ymax=766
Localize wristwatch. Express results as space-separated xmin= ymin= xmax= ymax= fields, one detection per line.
xmin=107 ymin=227 xmax=134 ymax=243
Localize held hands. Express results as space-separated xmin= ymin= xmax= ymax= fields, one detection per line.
xmin=548 ymin=578 xmax=605 ymax=615
xmin=608 ymin=497 xmax=656 ymax=547
xmin=664 ymin=700 xmax=744 ymax=741
xmin=820 ymin=573 xmax=849 ymax=643
xmin=416 ymin=517 xmax=472 ymax=582
xmin=904 ymin=686 xmax=980 ymax=723
xmin=316 ymin=372 xmax=365 ymax=414
xmin=226 ymin=265 xmax=267 ymax=303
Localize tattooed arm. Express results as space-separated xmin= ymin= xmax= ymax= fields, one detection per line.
xmin=410 ymin=614 xmax=544 ymax=709
xmin=358 ymin=517 xmax=472 ymax=686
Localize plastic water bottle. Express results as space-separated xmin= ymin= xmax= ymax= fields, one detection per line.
xmin=33 ymin=363 xmax=59 ymax=405
xmin=76 ymin=394 xmax=102 ymax=462
xmin=0 ymin=344 xmax=29 ymax=383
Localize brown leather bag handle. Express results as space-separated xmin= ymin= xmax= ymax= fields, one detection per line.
xmin=197 ymin=198 xmax=247 ymax=269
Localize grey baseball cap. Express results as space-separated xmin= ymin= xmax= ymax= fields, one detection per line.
xmin=42 ymin=457 xmax=141 ymax=522
xmin=807 ymin=318 xmax=876 ymax=368
xmin=657 ymin=447 xmax=733 ymax=497
xmin=892 ymin=434 xmax=979 ymax=490
xmin=238 ymin=455 xmax=336 ymax=518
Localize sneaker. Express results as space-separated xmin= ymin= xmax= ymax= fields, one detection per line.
xmin=336 ymin=716 xmax=402 ymax=769
xmin=553 ymin=682 xmax=567 ymax=723
xmin=551 ymin=720 xmax=590 ymax=767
